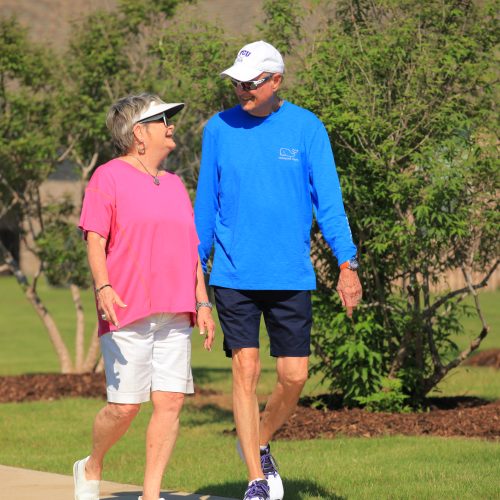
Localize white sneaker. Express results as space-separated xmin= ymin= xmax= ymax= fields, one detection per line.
xmin=73 ymin=456 xmax=100 ymax=500
xmin=138 ymin=497 xmax=166 ymax=500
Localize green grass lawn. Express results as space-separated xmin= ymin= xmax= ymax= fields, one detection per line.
xmin=0 ymin=276 xmax=498 ymax=398
xmin=0 ymin=276 xmax=297 ymax=394
xmin=0 ymin=276 xmax=499 ymax=498
xmin=1 ymin=398 xmax=499 ymax=499
xmin=451 ymin=290 xmax=500 ymax=352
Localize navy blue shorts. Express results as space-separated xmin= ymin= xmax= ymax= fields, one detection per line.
xmin=213 ymin=287 xmax=312 ymax=358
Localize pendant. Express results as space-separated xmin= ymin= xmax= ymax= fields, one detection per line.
xmin=153 ymin=177 xmax=160 ymax=186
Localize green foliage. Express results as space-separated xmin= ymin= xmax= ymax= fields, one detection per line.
xmin=1 ymin=0 xmax=498 ymax=391
xmin=311 ymin=292 xmax=385 ymax=405
xmin=35 ymin=199 xmax=91 ymax=289
xmin=60 ymin=11 xmax=138 ymax=165
xmin=147 ymin=20 xmax=237 ymax=186
xmin=296 ymin=0 xmax=499 ymax=404
xmin=118 ymin=0 xmax=188 ymax=30
xmin=259 ymin=0 xmax=304 ymax=55
xmin=355 ymin=378 xmax=411 ymax=413
xmin=0 ymin=17 xmax=58 ymax=202
xmin=59 ymin=0 xmax=196 ymax=167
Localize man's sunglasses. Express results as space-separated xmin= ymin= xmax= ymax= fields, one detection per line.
xmin=230 ymin=74 xmax=273 ymax=91
xmin=137 ymin=112 xmax=170 ymax=127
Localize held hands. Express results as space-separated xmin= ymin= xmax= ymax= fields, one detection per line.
xmin=197 ymin=306 xmax=216 ymax=351
xmin=336 ymin=268 xmax=362 ymax=318
xmin=97 ymin=286 xmax=127 ymax=327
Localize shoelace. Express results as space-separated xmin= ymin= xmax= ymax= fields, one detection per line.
xmin=245 ymin=480 xmax=269 ymax=500
xmin=260 ymin=450 xmax=279 ymax=477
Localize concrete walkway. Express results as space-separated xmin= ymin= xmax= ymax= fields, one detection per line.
xmin=0 ymin=464 xmax=237 ymax=500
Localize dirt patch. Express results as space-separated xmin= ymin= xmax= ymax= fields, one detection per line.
xmin=464 ymin=348 xmax=500 ymax=369
xmin=1 ymin=373 xmax=499 ymax=441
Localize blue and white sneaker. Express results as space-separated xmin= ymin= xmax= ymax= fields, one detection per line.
xmin=260 ymin=444 xmax=284 ymax=500
xmin=243 ymin=479 xmax=270 ymax=500
xmin=236 ymin=441 xmax=284 ymax=500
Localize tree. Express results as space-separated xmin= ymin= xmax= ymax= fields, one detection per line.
xmin=145 ymin=19 xmax=237 ymax=188
xmin=0 ymin=0 xmax=231 ymax=372
xmin=0 ymin=4 xmax=171 ymax=372
xmin=259 ymin=0 xmax=304 ymax=55
xmin=0 ymin=17 xmax=86 ymax=373
xmin=291 ymin=0 xmax=499 ymax=406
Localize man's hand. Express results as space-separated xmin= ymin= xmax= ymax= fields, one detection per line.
xmin=336 ymin=268 xmax=362 ymax=318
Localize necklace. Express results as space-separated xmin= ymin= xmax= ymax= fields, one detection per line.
xmin=129 ymin=155 xmax=160 ymax=185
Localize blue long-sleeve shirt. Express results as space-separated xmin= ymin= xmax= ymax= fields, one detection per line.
xmin=194 ymin=101 xmax=356 ymax=290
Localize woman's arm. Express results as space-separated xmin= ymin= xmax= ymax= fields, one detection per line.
xmin=195 ymin=255 xmax=215 ymax=351
xmin=87 ymin=231 xmax=126 ymax=327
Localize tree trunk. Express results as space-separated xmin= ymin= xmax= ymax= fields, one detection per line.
xmin=388 ymin=329 xmax=412 ymax=378
xmin=95 ymin=355 xmax=104 ymax=373
xmin=422 ymin=267 xmax=491 ymax=395
xmin=83 ymin=323 xmax=101 ymax=373
xmin=422 ymin=326 xmax=488 ymax=395
xmin=70 ymin=284 xmax=85 ymax=372
xmin=0 ymin=240 xmax=74 ymax=373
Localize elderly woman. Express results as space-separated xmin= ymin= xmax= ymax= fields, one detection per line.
xmin=74 ymin=93 xmax=215 ymax=500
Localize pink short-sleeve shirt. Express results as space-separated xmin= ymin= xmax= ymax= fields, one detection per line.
xmin=79 ymin=159 xmax=200 ymax=335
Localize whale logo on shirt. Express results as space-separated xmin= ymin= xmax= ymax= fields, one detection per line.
xmin=279 ymin=148 xmax=299 ymax=161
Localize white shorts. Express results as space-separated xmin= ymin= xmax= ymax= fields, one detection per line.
xmin=100 ymin=312 xmax=194 ymax=404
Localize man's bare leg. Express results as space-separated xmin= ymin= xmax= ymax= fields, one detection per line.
xmin=259 ymin=356 xmax=308 ymax=446
xmin=232 ymin=347 xmax=265 ymax=480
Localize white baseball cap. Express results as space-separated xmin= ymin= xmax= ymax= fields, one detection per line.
xmin=135 ymin=101 xmax=184 ymax=123
xmin=221 ymin=40 xmax=285 ymax=82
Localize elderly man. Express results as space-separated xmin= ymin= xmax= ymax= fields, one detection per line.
xmin=195 ymin=40 xmax=362 ymax=500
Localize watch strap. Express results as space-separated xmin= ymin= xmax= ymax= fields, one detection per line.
xmin=196 ymin=301 xmax=213 ymax=312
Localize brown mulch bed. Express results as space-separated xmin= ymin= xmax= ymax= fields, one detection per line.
xmin=464 ymin=348 xmax=500 ymax=369
xmin=0 ymin=373 xmax=217 ymax=403
xmin=1 ymin=373 xmax=499 ymax=441
xmin=275 ymin=399 xmax=500 ymax=441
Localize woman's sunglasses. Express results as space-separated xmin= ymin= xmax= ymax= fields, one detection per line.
xmin=137 ymin=112 xmax=170 ymax=127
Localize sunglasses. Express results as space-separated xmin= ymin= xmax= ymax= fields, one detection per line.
xmin=137 ymin=112 xmax=170 ymax=127
xmin=230 ymin=74 xmax=273 ymax=91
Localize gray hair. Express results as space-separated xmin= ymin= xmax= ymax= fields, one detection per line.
xmin=106 ymin=93 xmax=165 ymax=155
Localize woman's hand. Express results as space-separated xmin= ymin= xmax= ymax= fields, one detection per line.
xmin=97 ymin=286 xmax=127 ymax=327
xmin=197 ymin=307 xmax=215 ymax=351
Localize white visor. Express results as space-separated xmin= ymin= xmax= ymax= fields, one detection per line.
xmin=136 ymin=102 xmax=184 ymax=123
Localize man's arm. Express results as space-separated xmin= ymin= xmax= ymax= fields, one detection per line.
xmin=194 ymin=126 xmax=219 ymax=272
xmin=308 ymin=122 xmax=362 ymax=316
xmin=308 ymin=123 xmax=356 ymax=262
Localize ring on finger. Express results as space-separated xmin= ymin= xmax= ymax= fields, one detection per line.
xmin=101 ymin=313 xmax=107 ymax=320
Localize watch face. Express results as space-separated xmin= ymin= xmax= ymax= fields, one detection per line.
xmin=348 ymin=258 xmax=359 ymax=271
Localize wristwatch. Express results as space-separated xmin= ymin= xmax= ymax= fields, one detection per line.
xmin=196 ymin=301 xmax=213 ymax=312
xmin=340 ymin=257 xmax=359 ymax=271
